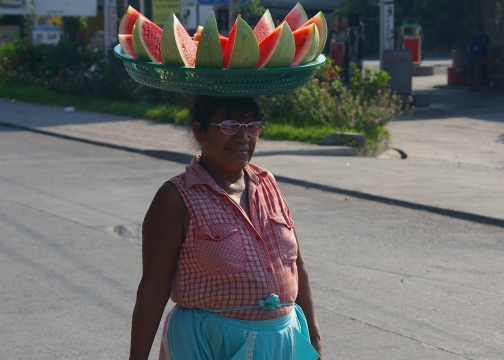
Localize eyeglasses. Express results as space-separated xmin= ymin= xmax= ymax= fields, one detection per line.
xmin=207 ymin=120 xmax=264 ymax=137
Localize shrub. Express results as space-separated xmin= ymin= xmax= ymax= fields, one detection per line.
xmin=0 ymin=41 xmax=188 ymax=107
xmin=258 ymin=60 xmax=413 ymax=152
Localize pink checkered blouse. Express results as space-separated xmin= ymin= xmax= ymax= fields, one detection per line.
xmin=168 ymin=157 xmax=298 ymax=320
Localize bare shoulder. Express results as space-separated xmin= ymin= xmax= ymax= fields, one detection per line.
xmin=142 ymin=182 xmax=189 ymax=252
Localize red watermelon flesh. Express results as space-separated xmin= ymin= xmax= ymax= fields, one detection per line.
xmin=301 ymin=11 xmax=328 ymax=57
xmin=176 ymin=20 xmax=197 ymax=66
xmin=282 ymin=2 xmax=308 ymax=31
xmin=119 ymin=6 xmax=141 ymax=34
xmin=134 ymin=16 xmax=163 ymax=63
xmin=219 ymin=35 xmax=228 ymax=53
xmin=118 ymin=34 xmax=137 ymax=58
xmin=160 ymin=13 xmax=198 ymax=67
xmin=253 ymin=9 xmax=275 ymax=43
xmin=291 ymin=23 xmax=319 ymax=66
xmin=222 ymin=21 xmax=237 ymax=68
xmin=193 ymin=33 xmax=201 ymax=41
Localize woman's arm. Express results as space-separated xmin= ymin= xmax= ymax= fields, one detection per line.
xmin=129 ymin=182 xmax=188 ymax=360
xmin=294 ymin=228 xmax=323 ymax=359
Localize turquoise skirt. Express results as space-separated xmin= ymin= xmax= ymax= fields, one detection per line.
xmin=161 ymin=304 xmax=319 ymax=360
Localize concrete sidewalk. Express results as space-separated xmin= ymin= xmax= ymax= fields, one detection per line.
xmin=1 ymin=71 xmax=503 ymax=226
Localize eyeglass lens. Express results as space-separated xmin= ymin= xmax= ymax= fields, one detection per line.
xmin=218 ymin=120 xmax=264 ymax=137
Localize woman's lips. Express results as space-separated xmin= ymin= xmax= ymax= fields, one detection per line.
xmin=227 ymin=147 xmax=250 ymax=153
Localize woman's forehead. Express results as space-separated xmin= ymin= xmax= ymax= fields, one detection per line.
xmin=214 ymin=106 xmax=254 ymax=120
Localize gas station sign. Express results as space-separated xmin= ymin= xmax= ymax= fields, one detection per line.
xmin=383 ymin=2 xmax=394 ymax=50
xmin=153 ymin=0 xmax=180 ymax=26
xmin=32 ymin=25 xmax=61 ymax=45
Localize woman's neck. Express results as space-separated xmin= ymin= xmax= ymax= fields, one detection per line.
xmin=198 ymin=156 xmax=246 ymax=192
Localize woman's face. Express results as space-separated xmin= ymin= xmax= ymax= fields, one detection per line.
xmin=193 ymin=106 xmax=258 ymax=173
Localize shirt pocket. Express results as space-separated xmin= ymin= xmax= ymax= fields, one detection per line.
xmin=269 ymin=214 xmax=298 ymax=264
xmin=194 ymin=224 xmax=247 ymax=275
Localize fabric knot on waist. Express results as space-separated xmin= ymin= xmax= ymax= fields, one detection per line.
xmin=258 ymin=294 xmax=281 ymax=310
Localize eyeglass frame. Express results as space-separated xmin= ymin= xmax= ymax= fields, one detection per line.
xmin=207 ymin=120 xmax=265 ymax=137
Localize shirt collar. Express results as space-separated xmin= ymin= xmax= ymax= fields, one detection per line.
xmin=185 ymin=156 xmax=268 ymax=189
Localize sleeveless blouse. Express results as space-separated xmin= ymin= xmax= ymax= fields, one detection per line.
xmin=168 ymin=157 xmax=298 ymax=321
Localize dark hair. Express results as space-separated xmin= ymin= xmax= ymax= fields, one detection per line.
xmin=190 ymin=96 xmax=264 ymax=131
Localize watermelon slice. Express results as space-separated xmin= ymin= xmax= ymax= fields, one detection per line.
xmin=132 ymin=16 xmax=163 ymax=63
xmin=282 ymin=2 xmax=308 ymax=31
xmin=195 ymin=33 xmax=228 ymax=52
xmin=301 ymin=11 xmax=328 ymax=58
xmin=257 ymin=22 xmax=295 ymax=68
xmin=118 ymin=34 xmax=137 ymax=58
xmin=223 ymin=16 xmax=259 ymax=69
xmin=253 ymin=9 xmax=275 ymax=43
xmin=161 ymin=12 xmax=198 ymax=67
xmin=195 ymin=25 xmax=204 ymax=35
xmin=195 ymin=12 xmax=223 ymax=68
xmin=291 ymin=23 xmax=319 ymax=66
xmin=118 ymin=6 xmax=141 ymax=34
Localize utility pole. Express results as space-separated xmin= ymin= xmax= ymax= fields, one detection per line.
xmin=140 ymin=0 xmax=145 ymax=15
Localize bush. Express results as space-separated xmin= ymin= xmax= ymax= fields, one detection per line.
xmin=1 ymin=41 xmax=413 ymax=153
xmin=258 ymin=60 xmax=413 ymax=152
xmin=0 ymin=41 xmax=188 ymax=107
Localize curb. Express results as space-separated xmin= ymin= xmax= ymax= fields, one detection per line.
xmin=273 ymin=176 xmax=504 ymax=229
xmin=2 ymin=120 xmax=502 ymax=229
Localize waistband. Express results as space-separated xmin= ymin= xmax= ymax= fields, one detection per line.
xmin=199 ymin=294 xmax=294 ymax=313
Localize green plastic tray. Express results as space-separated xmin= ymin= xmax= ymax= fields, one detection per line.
xmin=113 ymin=44 xmax=325 ymax=97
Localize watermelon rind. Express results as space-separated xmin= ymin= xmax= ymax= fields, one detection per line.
xmin=195 ymin=25 xmax=204 ymax=35
xmin=119 ymin=5 xmax=141 ymax=34
xmin=292 ymin=24 xmax=319 ymax=66
xmin=195 ymin=12 xmax=223 ymax=68
xmin=253 ymin=9 xmax=275 ymax=43
xmin=161 ymin=12 xmax=197 ymax=67
xmin=283 ymin=2 xmax=308 ymax=31
xmin=225 ymin=16 xmax=260 ymax=69
xmin=132 ymin=19 xmax=150 ymax=61
xmin=132 ymin=16 xmax=163 ymax=63
xmin=302 ymin=11 xmax=328 ymax=58
xmin=259 ymin=22 xmax=295 ymax=68
xmin=118 ymin=34 xmax=137 ymax=58
xmin=303 ymin=11 xmax=327 ymax=58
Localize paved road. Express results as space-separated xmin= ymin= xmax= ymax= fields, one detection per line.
xmin=1 ymin=126 xmax=503 ymax=359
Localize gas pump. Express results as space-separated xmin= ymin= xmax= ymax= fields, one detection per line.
xmin=400 ymin=20 xmax=423 ymax=64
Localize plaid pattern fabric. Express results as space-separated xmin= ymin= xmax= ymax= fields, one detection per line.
xmin=168 ymin=157 xmax=298 ymax=321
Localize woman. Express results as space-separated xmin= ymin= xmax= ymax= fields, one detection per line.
xmin=129 ymin=96 xmax=322 ymax=360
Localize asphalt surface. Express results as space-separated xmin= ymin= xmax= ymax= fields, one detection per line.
xmin=1 ymin=70 xmax=503 ymax=226
xmin=1 ymin=127 xmax=503 ymax=360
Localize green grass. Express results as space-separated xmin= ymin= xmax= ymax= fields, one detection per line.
xmin=0 ymin=83 xmax=188 ymax=122
xmin=262 ymin=123 xmax=341 ymax=144
xmin=0 ymin=83 xmax=368 ymax=146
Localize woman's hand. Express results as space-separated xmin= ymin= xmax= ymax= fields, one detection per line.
xmin=129 ymin=183 xmax=188 ymax=360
